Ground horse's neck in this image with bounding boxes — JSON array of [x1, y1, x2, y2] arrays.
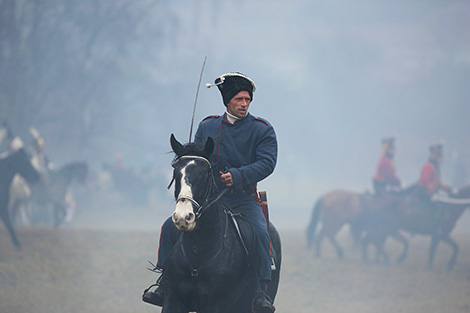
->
[[0, 158, 17, 185], [183, 207, 225, 256], [446, 204, 467, 221], [51, 170, 72, 185]]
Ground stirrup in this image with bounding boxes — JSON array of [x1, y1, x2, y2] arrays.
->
[[252, 292, 275, 313], [142, 262, 165, 306]]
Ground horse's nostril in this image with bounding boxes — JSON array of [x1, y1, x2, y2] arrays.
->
[[186, 213, 194, 222]]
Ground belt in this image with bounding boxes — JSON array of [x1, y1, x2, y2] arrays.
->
[[228, 186, 256, 196]]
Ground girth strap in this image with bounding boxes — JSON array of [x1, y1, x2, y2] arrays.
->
[[225, 209, 250, 257]]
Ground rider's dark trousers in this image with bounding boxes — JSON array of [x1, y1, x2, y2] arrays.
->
[[156, 192, 272, 281]]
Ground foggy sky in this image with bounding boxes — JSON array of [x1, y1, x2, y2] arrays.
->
[[127, 0, 470, 210], [36, 0, 470, 224]]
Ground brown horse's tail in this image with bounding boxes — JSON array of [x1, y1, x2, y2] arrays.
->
[[306, 198, 323, 249]]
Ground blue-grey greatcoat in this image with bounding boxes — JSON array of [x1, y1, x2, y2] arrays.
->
[[157, 112, 277, 281]]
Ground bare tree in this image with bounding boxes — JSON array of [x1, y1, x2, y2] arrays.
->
[[0, 0, 176, 157]]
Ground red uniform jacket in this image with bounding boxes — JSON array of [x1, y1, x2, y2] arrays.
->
[[373, 155, 400, 186], [418, 161, 446, 195]]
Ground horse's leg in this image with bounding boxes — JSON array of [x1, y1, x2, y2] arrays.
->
[[427, 235, 440, 269], [53, 203, 66, 228], [22, 200, 33, 226], [327, 233, 344, 260], [0, 205, 21, 248], [391, 231, 409, 264], [376, 238, 390, 265], [361, 232, 386, 264], [314, 228, 325, 258], [8, 198, 19, 225], [363, 233, 389, 265], [161, 294, 187, 313], [361, 233, 371, 263], [350, 223, 363, 250], [441, 235, 459, 271]]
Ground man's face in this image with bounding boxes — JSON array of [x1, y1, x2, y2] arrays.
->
[[226, 90, 251, 118]]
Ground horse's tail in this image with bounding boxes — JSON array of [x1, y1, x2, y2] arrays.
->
[[306, 198, 323, 249]]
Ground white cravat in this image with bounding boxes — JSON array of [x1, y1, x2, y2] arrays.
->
[[225, 110, 240, 124]]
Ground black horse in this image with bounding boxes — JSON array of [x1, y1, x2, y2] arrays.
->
[[0, 146, 40, 247], [361, 185, 470, 270], [160, 134, 281, 313], [28, 161, 88, 227]]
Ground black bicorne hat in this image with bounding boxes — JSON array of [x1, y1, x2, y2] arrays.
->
[[206, 72, 256, 106], [429, 142, 444, 156], [381, 137, 395, 155]]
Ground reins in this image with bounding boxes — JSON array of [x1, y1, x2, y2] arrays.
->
[[170, 155, 229, 219], [179, 209, 230, 278], [432, 194, 470, 206]]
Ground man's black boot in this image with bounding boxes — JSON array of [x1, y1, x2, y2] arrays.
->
[[252, 282, 275, 313], [142, 270, 167, 307]]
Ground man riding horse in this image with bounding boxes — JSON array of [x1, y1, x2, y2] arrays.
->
[[29, 127, 52, 185], [416, 142, 452, 215], [146, 72, 277, 313], [372, 137, 401, 195]]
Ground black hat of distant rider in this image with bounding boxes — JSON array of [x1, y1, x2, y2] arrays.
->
[[206, 72, 256, 106], [429, 142, 443, 157]]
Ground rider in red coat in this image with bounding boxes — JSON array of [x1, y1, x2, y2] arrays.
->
[[418, 143, 450, 197], [416, 143, 452, 219], [373, 137, 401, 195]]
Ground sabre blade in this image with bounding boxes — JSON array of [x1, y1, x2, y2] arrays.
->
[[189, 56, 207, 143]]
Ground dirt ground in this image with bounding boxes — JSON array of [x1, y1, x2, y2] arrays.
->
[[1, 204, 470, 313]]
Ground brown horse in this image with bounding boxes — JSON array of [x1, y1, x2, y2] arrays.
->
[[361, 185, 470, 270], [306, 189, 367, 259], [358, 191, 409, 264], [306, 189, 409, 262]]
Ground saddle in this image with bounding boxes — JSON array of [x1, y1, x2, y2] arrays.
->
[[225, 206, 278, 271], [225, 209, 256, 257]]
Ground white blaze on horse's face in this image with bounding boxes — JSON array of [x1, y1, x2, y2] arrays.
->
[[172, 161, 197, 231]]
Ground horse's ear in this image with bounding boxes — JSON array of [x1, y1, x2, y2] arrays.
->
[[170, 134, 185, 157], [203, 137, 214, 158]]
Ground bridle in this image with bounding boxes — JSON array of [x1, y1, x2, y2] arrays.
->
[[171, 155, 228, 219]]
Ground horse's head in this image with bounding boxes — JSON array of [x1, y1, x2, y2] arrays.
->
[[57, 162, 89, 184], [9, 148, 40, 184], [170, 134, 214, 231], [71, 162, 88, 184], [455, 185, 470, 199]]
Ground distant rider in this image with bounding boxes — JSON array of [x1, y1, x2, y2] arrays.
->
[[417, 142, 451, 218], [372, 137, 401, 195]]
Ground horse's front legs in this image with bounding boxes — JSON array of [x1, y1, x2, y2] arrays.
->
[[0, 204, 21, 248], [427, 235, 440, 269], [441, 235, 459, 271], [314, 230, 325, 258], [53, 203, 66, 228], [391, 231, 408, 264], [161, 293, 189, 313], [327, 233, 344, 260]]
